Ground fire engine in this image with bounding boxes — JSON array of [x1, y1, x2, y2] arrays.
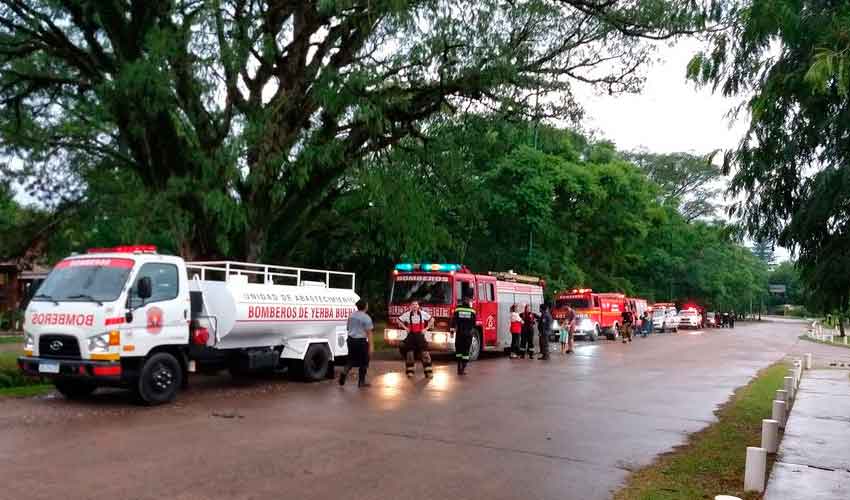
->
[[18, 245, 358, 405], [384, 264, 544, 360], [553, 288, 626, 341]]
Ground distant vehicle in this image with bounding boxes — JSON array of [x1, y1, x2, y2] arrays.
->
[[678, 308, 703, 328], [651, 303, 679, 333], [706, 312, 717, 327], [553, 288, 626, 341]]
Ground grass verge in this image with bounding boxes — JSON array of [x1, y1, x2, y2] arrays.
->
[[798, 334, 850, 349], [0, 384, 53, 397], [614, 362, 789, 500], [0, 335, 23, 344], [0, 351, 50, 396]]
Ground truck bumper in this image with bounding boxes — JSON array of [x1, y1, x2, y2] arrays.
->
[[18, 356, 124, 385], [383, 330, 456, 352]]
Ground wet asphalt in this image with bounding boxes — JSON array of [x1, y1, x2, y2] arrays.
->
[[0, 319, 814, 500]]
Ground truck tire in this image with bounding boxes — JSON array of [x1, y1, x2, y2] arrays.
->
[[591, 326, 599, 342], [296, 344, 331, 382], [468, 331, 482, 361], [607, 324, 618, 341], [54, 379, 97, 400], [134, 352, 183, 405]]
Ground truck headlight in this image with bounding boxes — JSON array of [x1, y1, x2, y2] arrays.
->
[[24, 332, 34, 352], [432, 333, 447, 344], [578, 319, 594, 331], [88, 330, 120, 353]]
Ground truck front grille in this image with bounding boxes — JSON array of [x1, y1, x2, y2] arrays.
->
[[39, 334, 81, 359]]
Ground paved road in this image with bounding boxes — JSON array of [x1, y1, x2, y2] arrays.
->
[[0, 319, 812, 499]]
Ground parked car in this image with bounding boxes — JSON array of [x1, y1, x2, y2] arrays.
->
[[651, 307, 679, 333], [706, 312, 717, 328], [678, 309, 703, 328]]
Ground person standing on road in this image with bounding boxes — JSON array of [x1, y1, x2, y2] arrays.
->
[[730, 311, 736, 329], [450, 295, 477, 375], [641, 311, 651, 337], [559, 305, 576, 355], [621, 306, 634, 344], [519, 304, 537, 359], [339, 299, 373, 388], [509, 304, 522, 359], [537, 303, 553, 360], [398, 301, 434, 379]]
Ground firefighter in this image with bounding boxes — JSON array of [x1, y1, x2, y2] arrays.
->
[[520, 304, 537, 359], [398, 301, 435, 378], [509, 304, 522, 359], [621, 305, 634, 344], [537, 303, 553, 360], [450, 295, 477, 375]]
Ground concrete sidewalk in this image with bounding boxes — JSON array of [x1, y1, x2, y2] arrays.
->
[[765, 369, 850, 499]]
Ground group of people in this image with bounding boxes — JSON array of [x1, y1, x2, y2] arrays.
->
[[508, 303, 574, 360], [714, 311, 736, 328], [337, 298, 648, 389]]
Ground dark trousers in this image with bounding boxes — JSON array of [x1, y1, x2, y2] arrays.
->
[[456, 330, 473, 373], [520, 328, 534, 357], [401, 332, 432, 377], [538, 333, 550, 358], [343, 337, 369, 384], [510, 333, 521, 355]]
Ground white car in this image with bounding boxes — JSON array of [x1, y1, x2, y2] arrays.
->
[[652, 308, 679, 332], [678, 309, 702, 328]]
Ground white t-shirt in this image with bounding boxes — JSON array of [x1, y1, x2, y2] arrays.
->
[[399, 309, 432, 327]]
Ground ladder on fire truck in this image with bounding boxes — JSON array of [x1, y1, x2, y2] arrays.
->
[[488, 270, 543, 286]]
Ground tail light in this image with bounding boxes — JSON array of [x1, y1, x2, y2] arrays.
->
[[192, 327, 210, 346]]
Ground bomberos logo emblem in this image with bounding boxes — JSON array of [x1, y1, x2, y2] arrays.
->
[[147, 307, 164, 334], [486, 315, 496, 330]]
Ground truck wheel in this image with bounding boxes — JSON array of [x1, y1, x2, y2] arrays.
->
[[468, 332, 482, 361], [591, 326, 599, 342], [607, 324, 618, 341], [135, 352, 182, 405], [54, 379, 97, 400], [300, 344, 331, 382]]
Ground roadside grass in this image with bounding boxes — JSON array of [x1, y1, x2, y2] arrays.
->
[[799, 334, 850, 349], [0, 335, 23, 344], [0, 351, 51, 396], [614, 362, 789, 500]]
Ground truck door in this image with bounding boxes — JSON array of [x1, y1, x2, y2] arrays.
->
[[126, 262, 187, 354], [477, 280, 498, 346]]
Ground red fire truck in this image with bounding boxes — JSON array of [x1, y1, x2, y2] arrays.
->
[[553, 288, 626, 341], [384, 264, 544, 360]]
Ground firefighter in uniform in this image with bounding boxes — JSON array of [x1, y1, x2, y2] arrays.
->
[[399, 301, 435, 378], [450, 296, 477, 375], [621, 306, 634, 344], [519, 304, 537, 359]]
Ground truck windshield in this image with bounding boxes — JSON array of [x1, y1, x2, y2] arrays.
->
[[556, 298, 590, 309], [33, 258, 134, 303], [390, 279, 452, 305], [652, 310, 666, 318]]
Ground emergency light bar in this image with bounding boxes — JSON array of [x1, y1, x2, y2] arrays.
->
[[87, 245, 158, 254], [394, 263, 462, 272]]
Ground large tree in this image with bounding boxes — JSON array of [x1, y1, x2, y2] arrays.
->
[[0, 0, 727, 260], [689, 0, 850, 313], [625, 150, 723, 221]]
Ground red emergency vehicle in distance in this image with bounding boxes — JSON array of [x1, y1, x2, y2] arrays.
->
[[553, 288, 626, 341], [384, 264, 544, 361]]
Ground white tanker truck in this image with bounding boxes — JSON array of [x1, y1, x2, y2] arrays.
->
[[18, 245, 358, 405]]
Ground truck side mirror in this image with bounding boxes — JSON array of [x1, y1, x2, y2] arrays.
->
[[137, 277, 153, 300]]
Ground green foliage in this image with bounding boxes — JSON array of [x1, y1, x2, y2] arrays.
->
[[290, 117, 767, 313], [0, 0, 733, 261], [689, 0, 850, 316]]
